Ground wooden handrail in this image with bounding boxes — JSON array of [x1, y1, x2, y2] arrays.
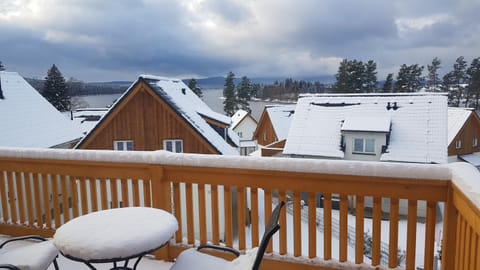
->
[[0, 148, 479, 269]]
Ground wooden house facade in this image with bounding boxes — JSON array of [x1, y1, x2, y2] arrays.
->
[[252, 105, 295, 147], [448, 108, 480, 157], [77, 76, 237, 155]]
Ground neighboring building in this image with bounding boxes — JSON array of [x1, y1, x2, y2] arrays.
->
[[231, 109, 257, 140], [253, 105, 296, 147], [447, 107, 480, 167], [76, 75, 238, 155], [0, 71, 82, 148], [283, 93, 448, 164], [282, 93, 448, 217], [230, 109, 258, 156]]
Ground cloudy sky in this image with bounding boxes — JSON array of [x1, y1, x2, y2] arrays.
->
[[0, 0, 479, 82]]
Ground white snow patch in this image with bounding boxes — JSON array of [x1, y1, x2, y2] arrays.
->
[[53, 207, 178, 261]]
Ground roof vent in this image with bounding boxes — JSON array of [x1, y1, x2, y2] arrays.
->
[[386, 102, 399, 110], [181, 88, 186, 95]]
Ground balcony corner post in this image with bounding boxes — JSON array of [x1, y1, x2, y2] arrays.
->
[[441, 182, 458, 270]]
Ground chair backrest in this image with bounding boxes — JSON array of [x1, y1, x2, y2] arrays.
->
[[252, 201, 285, 270]]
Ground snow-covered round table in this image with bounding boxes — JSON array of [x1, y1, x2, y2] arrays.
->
[[53, 207, 178, 270]]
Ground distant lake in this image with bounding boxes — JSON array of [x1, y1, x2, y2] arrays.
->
[[77, 89, 292, 121]]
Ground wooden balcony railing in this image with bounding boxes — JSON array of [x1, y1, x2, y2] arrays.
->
[[0, 148, 479, 270]]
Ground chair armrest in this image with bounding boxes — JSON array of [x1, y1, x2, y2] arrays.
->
[[0, 236, 48, 249], [197, 244, 240, 257], [0, 264, 21, 270]]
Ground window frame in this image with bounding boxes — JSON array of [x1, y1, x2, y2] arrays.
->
[[473, 137, 478, 148], [113, 140, 134, 151], [163, 139, 183, 153], [353, 138, 375, 154], [456, 140, 462, 149]]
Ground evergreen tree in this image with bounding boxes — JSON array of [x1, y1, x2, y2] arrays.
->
[[394, 64, 409, 92], [334, 59, 366, 92], [250, 83, 261, 98], [351, 59, 365, 92], [43, 64, 70, 112], [0, 61, 5, 71], [467, 57, 480, 109], [442, 71, 457, 106], [394, 64, 424, 92], [364, 60, 378, 92], [427, 57, 441, 91], [236, 76, 252, 113], [223, 71, 237, 116], [334, 59, 351, 93], [382, 73, 394, 92], [187, 78, 203, 98], [452, 56, 468, 106]]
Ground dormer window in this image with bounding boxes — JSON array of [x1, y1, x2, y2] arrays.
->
[[353, 138, 375, 154]]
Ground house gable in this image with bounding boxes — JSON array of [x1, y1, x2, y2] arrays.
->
[[77, 79, 225, 154], [253, 108, 277, 146], [448, 110, 480, 156], [232, 113, 257, 141]]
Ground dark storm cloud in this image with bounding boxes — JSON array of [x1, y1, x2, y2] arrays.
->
[[0, 0, 479, 81]]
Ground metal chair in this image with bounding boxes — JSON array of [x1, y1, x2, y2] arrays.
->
[[0, 235, 59, 270], [170, 201, 285, 270]]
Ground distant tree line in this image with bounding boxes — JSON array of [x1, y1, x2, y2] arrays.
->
[[257, 56, 480, 110], [258, 79, 329, 100]]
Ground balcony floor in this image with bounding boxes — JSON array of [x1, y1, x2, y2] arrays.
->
[[0, 234, 173, 270]]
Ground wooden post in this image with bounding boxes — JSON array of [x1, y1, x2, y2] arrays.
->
[[441, 183, 457, 270], [151, 165, 172, 261]]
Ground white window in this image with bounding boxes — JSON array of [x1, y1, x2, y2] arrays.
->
[[353, 138, 375, 154], [473, 138, 478, 147], [238, 132, 243, 138], [456, 140, 462, 149], [163, 139, 183, 153], [114, 140, 133, 151]]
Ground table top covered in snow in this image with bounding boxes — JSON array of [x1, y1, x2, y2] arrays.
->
[[53, 207, 178, 262]]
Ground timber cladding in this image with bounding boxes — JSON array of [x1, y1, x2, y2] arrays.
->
[[253, 109, 278, 146], [448, 111, 480, 156], [77, 81, 218, 154]]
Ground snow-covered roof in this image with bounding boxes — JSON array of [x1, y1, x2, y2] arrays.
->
[[447, 107, 473, 145], [143, 75, 230, 125], [265, 105, 296, 140], [70, 108, 108, 135], [284, 93, 448, 164], [341, 116, 391, 132], [141, 75, 237, 155], [0, 71, 82, 148], [459, 153, 480, 167]]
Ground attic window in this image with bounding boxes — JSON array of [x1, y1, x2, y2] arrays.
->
[[181, 88, 186, 95]]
